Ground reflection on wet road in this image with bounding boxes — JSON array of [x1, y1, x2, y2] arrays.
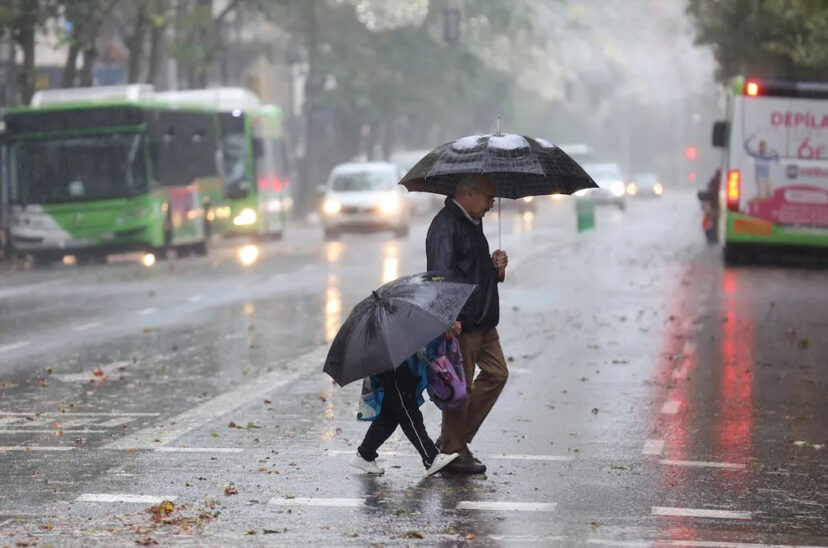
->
[[0, 193, 827, 546]]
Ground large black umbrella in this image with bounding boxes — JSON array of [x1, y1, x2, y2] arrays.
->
[[323, 272, 475, 387], [399, 133, 597, 199]]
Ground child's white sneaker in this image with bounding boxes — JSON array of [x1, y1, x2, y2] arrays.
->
[[425, 452, 459, 476], [350, 452, 384, 475]]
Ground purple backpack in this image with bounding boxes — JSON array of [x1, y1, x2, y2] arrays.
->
[[426, 337, 468, 410]]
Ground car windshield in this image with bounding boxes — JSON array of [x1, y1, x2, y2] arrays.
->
[[634, 173, 659, 185], [330, 168, 397, 192], [584, 164, 621, 181], [10, 133, 147, 204]]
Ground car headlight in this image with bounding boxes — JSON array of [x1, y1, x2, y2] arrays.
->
[[323, 199, 342, 215], [233, 207, 257, 226], [522, 196, 534, 203], [611, 182, 625, 197], [626, 183, 637, 196], [653, 183, 664, 195], [379, 197, 400, 214]]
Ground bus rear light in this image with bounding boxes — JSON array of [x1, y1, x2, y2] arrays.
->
[[746, 81, 760, 96], [727, 169, 741, 211]]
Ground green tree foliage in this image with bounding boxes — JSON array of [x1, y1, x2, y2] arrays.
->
[[687, 0, 828, 81]]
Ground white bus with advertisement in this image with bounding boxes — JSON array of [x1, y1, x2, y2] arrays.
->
[[712, 77, 828, 264]]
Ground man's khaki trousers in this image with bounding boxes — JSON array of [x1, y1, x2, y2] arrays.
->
[[440, 327, 509, 455]]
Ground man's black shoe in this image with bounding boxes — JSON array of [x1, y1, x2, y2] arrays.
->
[[443, 454, 486, 474]]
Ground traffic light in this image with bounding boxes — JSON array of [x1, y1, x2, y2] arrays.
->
[[685, 146, 698, 160]]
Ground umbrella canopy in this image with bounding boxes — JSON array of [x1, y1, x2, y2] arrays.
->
[[323, 272, 475, 387], [399, 133, 597, 199]]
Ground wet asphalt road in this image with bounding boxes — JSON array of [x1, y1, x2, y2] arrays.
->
[[0, 191, 826, 547]]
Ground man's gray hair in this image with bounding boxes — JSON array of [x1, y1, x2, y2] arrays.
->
[[455, 174, 490, 197]]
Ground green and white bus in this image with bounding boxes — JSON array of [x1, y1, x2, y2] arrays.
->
[[713, 77, 828, 263], [4, 85, 218, 264], [155, 88, 291, 239]]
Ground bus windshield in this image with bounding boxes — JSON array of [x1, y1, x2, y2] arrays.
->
[[10, 133, 146, 204]]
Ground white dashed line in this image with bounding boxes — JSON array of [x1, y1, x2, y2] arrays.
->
[[268, 497, 364, 508], [0, 341, 30, 353], [651, 506, 751, 520], [51, 361, 131, 383], [0, 412, 160, 417], [73, 322, 100, 331], [491, 454, 575, 462], [103, 346, 327, 449], [96, 418, 136, 428], [188, 294, 204, 303], [0, 429, 107, 434], [642, 439, 664, 456], [658, 541, 828, 548], [661, 400, 681, 414], [660, 460, 745, 470], [0, 446, 74, 452], [457, 501, 557, 512], [0, 518, 13, 528], [154, 447, 244, 454], [77, 494, 177, 504], [138, 308, 157, 315]]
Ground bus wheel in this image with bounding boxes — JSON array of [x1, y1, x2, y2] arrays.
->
[[723, 244, 746, 266], [192, 239, 209, 256]]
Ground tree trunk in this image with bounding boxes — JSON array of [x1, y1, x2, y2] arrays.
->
[[146, 18, 165, 85], [19, 22, 36, 105], [80, 46, 97, 87], [127, 3, 149, 83], [299, 0, 320, 215], [63, 42, 80, 88]]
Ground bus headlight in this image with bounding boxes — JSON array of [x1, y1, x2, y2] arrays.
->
[[379, 197, 400, 214], [323, 199, 342, 215], [653, 183, 664, 196], [233, 208, 257, 226], [611, 181, 625, 197]]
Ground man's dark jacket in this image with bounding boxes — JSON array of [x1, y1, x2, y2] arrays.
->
[[426, 197, 499, 333]]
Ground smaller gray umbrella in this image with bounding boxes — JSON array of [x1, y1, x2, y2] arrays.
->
[[323, 272, 475, 387]]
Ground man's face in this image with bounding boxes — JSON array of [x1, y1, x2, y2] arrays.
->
[[466, 180, 496, 219], [759, 141, 767, 154]]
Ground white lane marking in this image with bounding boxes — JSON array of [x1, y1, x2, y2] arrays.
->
[[51, 360, 131, 383], [97, 417, 135, 428], [0, 446, 74, 452], [661, 400, 681, 414], [660, 459, 745, 470], [659, 541, 828, 548], [73, 322, 100, 331], [138, 307, 157, 315], [0, 429, 107, 434], [77, 494, 177, 504], [0, 412, 160, 417], [0, 417, 19, 426], [154, 447, 243, 454], [0, 518, 13, 528], [328, 450, 574, 461], [268, 497, 364, 508], [103, 346, 328, 449], [490, 535, 567, 543], [0, 280, 63, 299], [587, 540, 651, 547], [457, 501, 557, 512], [491, 454, 575, 462], [188, 294, 204, 303], [642, 439, 664, 456], [651, 506, 751, 520], [0, 341, 30, 353]]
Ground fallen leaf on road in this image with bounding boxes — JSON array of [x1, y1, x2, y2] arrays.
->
[[591, 408, 599, 414], [92, 368, 105, 377], [135, 538, 158, 546], [465, 533, 477, 540], [403, 531, 424, 539], [798, 338, 810, 349], [211, 433, 220, 438], [246, 422, 261, 429], [224, 485, 238, 496], [228, 421, 238, 428]]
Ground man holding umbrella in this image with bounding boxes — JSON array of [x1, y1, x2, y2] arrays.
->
[[426, 174, 508, 474], [403, 132, 597, 474]]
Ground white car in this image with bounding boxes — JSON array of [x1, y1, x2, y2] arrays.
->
[[320, 162, 411, 239], [576, 162, 627, 210], [627, 172, 664, 198], [389, 149, 442, 215]]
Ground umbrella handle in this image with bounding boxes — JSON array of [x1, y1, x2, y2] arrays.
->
[[498, 197, 502, 250]]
